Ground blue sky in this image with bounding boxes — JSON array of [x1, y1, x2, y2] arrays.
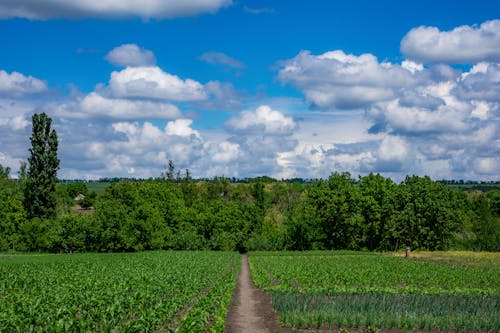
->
[[0, 1, 499, 180]]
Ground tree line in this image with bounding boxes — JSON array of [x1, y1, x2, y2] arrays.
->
[[0, 113, 498, 252]]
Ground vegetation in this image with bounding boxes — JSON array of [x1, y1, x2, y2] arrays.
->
[[249, 251, 500, 331], [0, 251, 239, 332], [0, 167, 499, 252], [23, 112, 59, 219], [0, 114, 498, 252]]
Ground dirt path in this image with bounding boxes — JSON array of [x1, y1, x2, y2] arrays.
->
[[225, 255, 293, 333]]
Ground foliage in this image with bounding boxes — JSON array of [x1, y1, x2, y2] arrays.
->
[[470, 192, 500, 251], [249, 251, 499, 331], [23, 113, 60, 219], [0, 167, 498, 252], [65, 182, 88, 198], [0, 251, 239, 332]]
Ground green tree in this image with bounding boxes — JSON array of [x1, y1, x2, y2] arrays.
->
[[358, 173, 396, 250], [471, 194, 500, 251], [24, 113, 60, 219], [66, 182, 88, 199], [0, 164, 27, 251], [0, 164, 10, 179], [390, 176, 466, 250]]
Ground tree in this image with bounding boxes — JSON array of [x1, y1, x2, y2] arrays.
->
[[358, 173, 395, 250], [0, 164, 10, 179], [24, 113, 60, 219]]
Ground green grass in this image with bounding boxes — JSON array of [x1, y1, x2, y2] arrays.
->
[[85, 182, 111, 194], [0, 251, 239, 332], [409, 250, 500, 270], [249, 251, 500, 331]]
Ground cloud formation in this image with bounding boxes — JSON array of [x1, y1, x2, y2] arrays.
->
[[105, 44, 156, 67], [199, 52, 244, 68], [278, 50, 414, 109], [401, 20, 500, 64], [109, 66, 207, 101], [0, 70, 48, 97], [0, 0, 232, 20], [1, 19, 499, 181], [225, 105, 296, 135], [54, 93, 181, 120]]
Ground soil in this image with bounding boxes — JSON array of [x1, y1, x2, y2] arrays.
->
[[225, 255, 295, 333], [71, 205, 93, 214]]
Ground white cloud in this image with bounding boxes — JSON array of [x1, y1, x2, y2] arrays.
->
[[0, 70, 47, 97], [401, 20, 500, 64], [377, 135, 408, 162], [369, 99, 468, 135], [225, 105, 296, 135], [109, 66, 207, 101], [401, 60, 424, 74], [105, 44, 156, 67], [473, 157, 500, 175], [55, 92, 181, 120], [210, 141, 240, 163], [201, 81, 243, 110], [455, 63, 500, 102], [0, 114, 29, 130], [278, 50, 415, 109], [165, 119, 200, 138], [199, 51, 244, 68], [77, 120, 205, 177], [0, 0, 232, 20]]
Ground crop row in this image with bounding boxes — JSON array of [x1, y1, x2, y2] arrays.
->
[[250, 253, 499, 295], [0, 251, 239, 332], [249, 252, 499, 331]]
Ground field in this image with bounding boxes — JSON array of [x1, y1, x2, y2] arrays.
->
[[1, 251, 498, 332], [85, 182, 111, 194], [0, 251, 239, 332], [249, 251, 500, 332]]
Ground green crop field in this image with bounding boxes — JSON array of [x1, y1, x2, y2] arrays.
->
[[249, 251, 500, 332], [85, 182, 111, 194], [0, 251, 239, 332]]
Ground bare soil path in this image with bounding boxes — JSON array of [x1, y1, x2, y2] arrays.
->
[[225, 255, 294, 333]]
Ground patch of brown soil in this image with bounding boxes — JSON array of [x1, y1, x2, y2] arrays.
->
[[225, 255, 295, 333], [71, 205, 94, 214]]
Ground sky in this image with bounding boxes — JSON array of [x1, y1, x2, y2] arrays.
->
[[0, 0, 499, 181]]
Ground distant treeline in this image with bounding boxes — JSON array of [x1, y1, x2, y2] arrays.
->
[[1, 169, 499, 253], [59, 177, 500, 187]]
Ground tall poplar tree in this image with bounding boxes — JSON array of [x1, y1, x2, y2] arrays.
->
[[24, 113, 59, 219]]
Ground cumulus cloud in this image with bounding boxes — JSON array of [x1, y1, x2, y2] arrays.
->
[[0, 0, 232, 20], [455, 63, 500, 102], [368, 99, 468, 135], [225, 105, 296, 135], [76, 120, 205, 177], [473, 157, 500, 175], [105, 44, 156, 67], [165, 119, 200, 137], [210, 141, 240, 163], [200, 81, 243, 111], [401, 20, 500, 64], [0, 70, 48, 97], [109, 66, 207, 101], [199, 51, 244, 68], [0, 114, 29, 130], [54, 92, 181, 120], [278, 50, 415, 109]]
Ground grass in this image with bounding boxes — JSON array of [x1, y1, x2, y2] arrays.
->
[[0, 251, 239, 332], [249, 251, 500, 331], [86, 182, 111, 194], [407, 250, 500, 270]]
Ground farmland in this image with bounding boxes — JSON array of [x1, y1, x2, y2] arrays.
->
[[0, 251, 239, 332], [249, 251, 500, 331]]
